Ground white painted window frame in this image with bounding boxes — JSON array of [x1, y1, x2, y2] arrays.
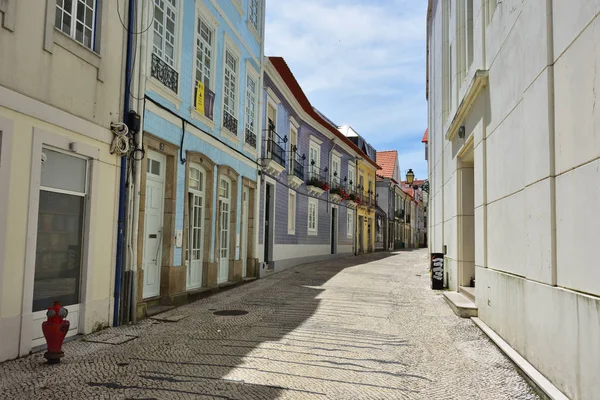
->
[[221, 33, 243, 140], [309, 139, 321, 179], [347, 162, 356, 188], [308, 198, 318, 235], [0, 117, 14, 310], [331, 152, 341, 185], [191, 3, 218, 128], [244, 61, 260, 150], [287, 189, 296, 235], [347, 209, 354, 238], [54, 0, 97, 50], [247, 0, 261, 41], [20, 128, 100, 356]]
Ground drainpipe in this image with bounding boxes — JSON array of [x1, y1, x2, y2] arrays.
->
[[113, 0, 136, 327], [130, 0, 149, 324]]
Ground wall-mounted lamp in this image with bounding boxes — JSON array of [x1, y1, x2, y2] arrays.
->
[[458, 126, 465, 139]]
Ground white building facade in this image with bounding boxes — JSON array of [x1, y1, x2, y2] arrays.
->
[[427, 1, 600, 399]]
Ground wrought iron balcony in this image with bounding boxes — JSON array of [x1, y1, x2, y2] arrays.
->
[[223, 110, 238, 135], [245, 127, 257, 147], [307, 163, 328, 184], [289, 148, 304, 180], [264, 126, 286, 168], [151, 53, 178, 93]]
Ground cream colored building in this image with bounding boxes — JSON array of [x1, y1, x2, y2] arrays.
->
[[427, 1, 600, 398], [0, 1, 126, 361]]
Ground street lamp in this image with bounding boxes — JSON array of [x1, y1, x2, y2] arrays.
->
[[406, 169, 415, 185]]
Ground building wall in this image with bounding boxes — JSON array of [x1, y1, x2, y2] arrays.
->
[[257, 71, 356, 271], [0, 0, 125, 361], [356, 161, 376, 253], [427, 1, 600, 398], [137, 0, 264, 309]]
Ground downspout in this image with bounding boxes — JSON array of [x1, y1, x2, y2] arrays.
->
[[131, 0, 149, 324], [113, 0, 136, 327], [255, 0, 267, 271]]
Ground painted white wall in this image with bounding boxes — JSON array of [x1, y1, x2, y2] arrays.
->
[[427, 0, 600, 398]]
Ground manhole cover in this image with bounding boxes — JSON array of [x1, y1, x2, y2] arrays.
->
[[213, 310, 248, 316]]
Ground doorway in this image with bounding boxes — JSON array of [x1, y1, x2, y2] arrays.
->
[[331, 207, 337, 254], [143, 150, 166, 299], [186, 163, 205, 290], [458, 148, 475, 298], [358, 215, 364, 254], [218, 177, 231, 284], [241, 186, 249, 278], [264, 183, 274, 266]]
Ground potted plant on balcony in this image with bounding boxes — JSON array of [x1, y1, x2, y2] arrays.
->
[[329, 186, 343, 203], [307, 176, 328, 196]]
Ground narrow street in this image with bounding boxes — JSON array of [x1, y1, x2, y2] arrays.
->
[[0, 250, 539, 400]]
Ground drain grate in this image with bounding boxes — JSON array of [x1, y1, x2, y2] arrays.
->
[[213, 310, 248, 316]]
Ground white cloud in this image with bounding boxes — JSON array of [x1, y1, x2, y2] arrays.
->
[[265, 0, 428, 178]]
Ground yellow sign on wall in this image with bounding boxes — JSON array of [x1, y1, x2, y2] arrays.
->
[[195, 81, 205, 115]]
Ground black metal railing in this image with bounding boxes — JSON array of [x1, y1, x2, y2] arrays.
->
[[330, 172, 341, 189], [395, 209, 405, 219], [223, 110, 238, 134], [307, 162, 328, 185], [289, 148, 304, 180], [245, 127, 256, 147], [151, 53, 179, 93], [264, 126, 286, 167]]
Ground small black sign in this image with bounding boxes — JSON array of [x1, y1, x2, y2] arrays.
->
[[431, 253, 444, 290]]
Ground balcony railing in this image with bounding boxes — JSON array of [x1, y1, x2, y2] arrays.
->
[[151, 53, 178, 93], [264, 126, 286, 167], [289, 148, 305, 180], [245, 127, 256, 147], [223, 110, 238, 134], [307, 162, 328, 184]]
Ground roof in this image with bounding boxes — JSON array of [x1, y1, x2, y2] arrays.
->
[[376, 150, 397, 179], [268, 57, 381, 170], [422, 129, 428, 143]]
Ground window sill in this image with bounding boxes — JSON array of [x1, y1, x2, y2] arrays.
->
[[243, 143, 257, 157], [190, 108, 216, 131], [247, 20, 261, 43], [288, 230, 295, 235], [147, 78, 182, 110], [53, 29, 102, 79], [220, 127, 240, 144], [308, 230, 318, 236]]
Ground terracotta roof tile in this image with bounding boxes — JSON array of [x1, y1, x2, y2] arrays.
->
[[375, 150, 397, 179], [268, 57, 381, 170], [422, 129, 428, 143]]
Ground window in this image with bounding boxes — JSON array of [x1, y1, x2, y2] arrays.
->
[[33, 149, 88, 311], [194, 14, 215, 116], [331, 154, 341, 187], [347, 209, 354, 238], [466, 0, 474, 69], [186, 164, 205, 289], [309, 141, 321, 180], [347, 163, 355, 189], [288, 190, 296, 234], [308, 198, 318, 235], [153, 0, 178, 67], [55, 0, 96, 49], [244, 74, 257, 147], [223, 48, 239, 134], [249, 0, 260, 32]]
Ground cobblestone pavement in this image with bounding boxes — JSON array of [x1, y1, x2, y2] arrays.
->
[[0, 250, 540, 399]]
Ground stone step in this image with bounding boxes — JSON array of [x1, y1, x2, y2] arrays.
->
[[459, 285, 475, 302], [146, 305, 175, 317], [443, 291, 478, 318]]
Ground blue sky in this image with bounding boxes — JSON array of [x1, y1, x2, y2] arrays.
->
[[264, 0, 428, 181]]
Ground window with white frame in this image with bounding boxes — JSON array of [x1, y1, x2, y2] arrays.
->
[[249, 0, 260, 32], [346, 209, 354, 238], [331, 154, 341, 187], [194, 14, 214, 113], [288, 124, 298, 174], [34, 148, 88, 311], [347, 163, 355, 189], [55, 0, 96, 50], [309, 141, 321, 180], [153, 0, 178, 67], [288, 190, 296, 234], [244, 74, 257, 146], [308, 198, 318, 234], [223, 48, 239, 134]]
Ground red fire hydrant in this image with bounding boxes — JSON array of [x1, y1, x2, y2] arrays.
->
[[41, 301, 70, 364]]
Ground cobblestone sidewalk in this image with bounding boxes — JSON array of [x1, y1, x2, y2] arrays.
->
[[0, 250, 540, 399]]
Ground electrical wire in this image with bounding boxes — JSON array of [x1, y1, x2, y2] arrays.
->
[[116, 0, 155, 35], [110, 122, 131, 155]]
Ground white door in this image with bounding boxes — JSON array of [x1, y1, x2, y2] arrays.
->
[[218, 178, 231, 283], [143, 151, 166, 299], [187, 164, 205, 290], [241, 186, 249, 278]]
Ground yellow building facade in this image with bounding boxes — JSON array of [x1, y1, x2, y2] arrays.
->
[[355, 160, 377, 254]]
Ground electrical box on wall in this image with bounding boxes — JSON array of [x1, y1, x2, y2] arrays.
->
[[175, 230, 183, 247]]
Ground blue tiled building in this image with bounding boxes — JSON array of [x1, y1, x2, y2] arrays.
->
[[257, 57, 380, 273], [135, 0, 265, 315]]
